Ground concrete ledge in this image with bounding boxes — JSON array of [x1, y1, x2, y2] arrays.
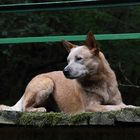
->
[[0, 108, 140, 127]]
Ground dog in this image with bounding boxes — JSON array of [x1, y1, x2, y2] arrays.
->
[[0, 32, 135, 114]]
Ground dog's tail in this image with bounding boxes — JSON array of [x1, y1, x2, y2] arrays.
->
[[0, 96, 23, 112]]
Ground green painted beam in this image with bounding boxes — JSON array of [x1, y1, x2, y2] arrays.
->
[[0, 0, 140, 13], [0, 33, 140, 44]]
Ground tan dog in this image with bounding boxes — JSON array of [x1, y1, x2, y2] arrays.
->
[[0, 32, 135, 114]]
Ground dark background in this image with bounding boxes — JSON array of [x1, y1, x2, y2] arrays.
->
[[0, 0, 139, 106]]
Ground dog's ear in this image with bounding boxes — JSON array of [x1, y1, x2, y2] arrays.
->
[[62, 40, 76, 52], [85, 31, 96, 50], [85, 31, 99, 55]]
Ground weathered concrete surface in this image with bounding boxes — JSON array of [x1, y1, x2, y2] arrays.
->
[[0, 108, 140, 127]]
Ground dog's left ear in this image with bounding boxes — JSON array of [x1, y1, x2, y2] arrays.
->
[[62, 40, 76, 52], [85, 31, 100, 55]]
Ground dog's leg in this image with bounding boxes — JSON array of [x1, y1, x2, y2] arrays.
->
[[25, 107, 47, 112], [0, 105, 13, 111], [0, 96, 23, 111], [0, 77, 54, 112], [85, 103, 137, 112], [23, 77, 54, 112]]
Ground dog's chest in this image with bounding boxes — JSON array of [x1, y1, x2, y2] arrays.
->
[[81, 82, 110, 105]]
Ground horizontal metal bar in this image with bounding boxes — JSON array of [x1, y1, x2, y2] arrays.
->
[[0, 0, 140, 13], [0, 33, 140, 44]]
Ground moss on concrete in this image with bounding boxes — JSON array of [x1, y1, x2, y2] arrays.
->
[[0, 110, 20, 124], [69, 112, 93, 125], [0, 108, 140, 127], [17, 112, 69, 127]]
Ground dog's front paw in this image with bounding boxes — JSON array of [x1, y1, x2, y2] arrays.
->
[[0, 105, 3, 110], [126, 105, 139, 109], [36, 107, 47, 112], [0, 105, 7, 110]]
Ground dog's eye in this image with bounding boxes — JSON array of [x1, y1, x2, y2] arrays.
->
[[75, 56, 83, 61]]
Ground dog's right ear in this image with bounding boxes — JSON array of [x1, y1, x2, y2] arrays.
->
[[62, 40, 76, 52]]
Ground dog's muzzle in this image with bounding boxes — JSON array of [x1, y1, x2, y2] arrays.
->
[[63, 67, 71, 78]]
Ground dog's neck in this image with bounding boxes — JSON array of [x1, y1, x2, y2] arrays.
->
[[76, 73, 104, 88]]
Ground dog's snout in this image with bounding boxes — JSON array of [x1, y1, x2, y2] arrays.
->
[[63, 67, 70, 77]]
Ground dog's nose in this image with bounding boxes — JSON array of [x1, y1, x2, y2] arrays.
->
[[63, 68, 70, 77]]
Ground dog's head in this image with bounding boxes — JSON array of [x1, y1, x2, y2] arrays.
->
[[63, 32, 101, 79]]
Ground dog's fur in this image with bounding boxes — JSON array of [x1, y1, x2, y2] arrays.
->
[[0, 32, 135, 114]]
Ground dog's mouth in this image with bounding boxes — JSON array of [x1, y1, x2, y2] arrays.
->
[[63, 71, 86, 79], [63, 67, 88, 79], [63, 72, 76, 79], [65, 75, 79, 79]]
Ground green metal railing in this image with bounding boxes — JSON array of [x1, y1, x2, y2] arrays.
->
[[0, 0, 140, 44], [0, 33, 140, 44], [0, 0, 140, 13]]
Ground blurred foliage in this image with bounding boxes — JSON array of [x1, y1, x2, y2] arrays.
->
[[0, 0, 139, 106]]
